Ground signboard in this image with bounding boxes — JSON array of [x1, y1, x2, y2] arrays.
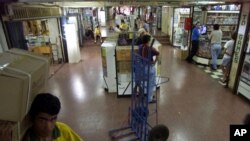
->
[[229, 3, 250, 90]]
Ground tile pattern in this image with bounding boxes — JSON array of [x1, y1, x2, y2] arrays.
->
[[197, 65, 223, 81]]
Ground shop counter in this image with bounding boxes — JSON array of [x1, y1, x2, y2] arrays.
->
[[101, 32, 162, 97], [193, 37, 224, 65]]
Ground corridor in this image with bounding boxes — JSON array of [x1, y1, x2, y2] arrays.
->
[[46, 39, 250, 141]]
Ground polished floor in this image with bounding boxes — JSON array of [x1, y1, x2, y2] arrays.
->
[[46, 38, 250, 141]]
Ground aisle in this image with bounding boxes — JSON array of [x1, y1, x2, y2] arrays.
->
[[46, 39, 250, 141]]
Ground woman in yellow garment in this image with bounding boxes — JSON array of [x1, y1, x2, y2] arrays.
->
[[94, 25, 102, 43], [120, 19, 129, 31], [22, 93, 83, 141]]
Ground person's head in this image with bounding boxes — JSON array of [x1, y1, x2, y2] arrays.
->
[[121, 19, 125, 23], [231, 31, 237, 40], [28, 93, 61, 138], [142, 34, 151, 45], [150, 12, 153, 16], [138, 28, 146, 37], [149, 124, 169, 141], [96, 25, 99, 28], [244, 114, 250, 125], [213, 24, 220, 30], [195, 22, 200, 28]]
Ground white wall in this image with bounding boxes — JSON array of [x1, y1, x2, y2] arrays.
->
[[0, 22, 9, 53], [161, 7, 173, 38], [47, 18, 63, 60]]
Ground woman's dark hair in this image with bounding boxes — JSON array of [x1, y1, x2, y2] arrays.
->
[[149, 124, 169, 141], [142, 35, 151, 44], [231, 31, 237, 40], [213, 24, 220, 30], [28, 93, 61, 120]]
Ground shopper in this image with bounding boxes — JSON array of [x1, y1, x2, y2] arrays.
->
[[94, 25, 102, 43], [148, 12, 154, 34], [138, 35, 159, 103], [186, 22, 201, 63], [219, 31, 237, 84], [136, 28, 147, 45], [209, 24, 223, 70], [22, 93, 84, 141], [120, 19, 129, 31], [85, 26, 94, 40], [135, 16, 141, 30], [143, 20, 150, 33], [148, 124, 169, 141]]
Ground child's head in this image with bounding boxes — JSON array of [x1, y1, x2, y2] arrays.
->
[[231, 31, 237, 40]]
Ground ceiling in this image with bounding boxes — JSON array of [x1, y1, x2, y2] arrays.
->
[[10, 0, 250, 8]]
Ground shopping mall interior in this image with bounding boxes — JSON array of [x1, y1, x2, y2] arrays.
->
[[0, 0, 250, 141]]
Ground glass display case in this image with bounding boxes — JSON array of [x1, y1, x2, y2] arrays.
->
[[237, 31, 250, 100], [172, 7, 191, 47]]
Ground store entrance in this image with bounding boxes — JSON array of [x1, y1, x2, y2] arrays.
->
[[6, 18, 65, 77]]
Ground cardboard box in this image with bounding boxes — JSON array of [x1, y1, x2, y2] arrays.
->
[[175, 49, 188, 60], [116, 46, 138, 61], [0, 49, 49, 122], [117, 61, 131, 73], [116, 47, 132, 61]]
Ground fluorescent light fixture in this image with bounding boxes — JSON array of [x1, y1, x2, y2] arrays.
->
[[194, 1, 225, 4]]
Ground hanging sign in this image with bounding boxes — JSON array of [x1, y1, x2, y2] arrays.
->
[[229, 3, 250, 89], [184, 18, 192, 30]]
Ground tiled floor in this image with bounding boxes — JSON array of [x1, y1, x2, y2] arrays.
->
[[197, 65, 224, 82], [46, 38, 250, 141]]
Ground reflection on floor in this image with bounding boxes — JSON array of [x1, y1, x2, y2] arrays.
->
[[46, 35, 250, 141]]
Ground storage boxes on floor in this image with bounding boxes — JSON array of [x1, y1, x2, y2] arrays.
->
[[0, 48, 50, 140]]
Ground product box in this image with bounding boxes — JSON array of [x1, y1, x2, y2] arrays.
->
[[116, 47, 132, 61], [175, 48, 188, 60], [117, 61, 131, 73], [0, 48, 49, 122], [116, 46, 138, 61]]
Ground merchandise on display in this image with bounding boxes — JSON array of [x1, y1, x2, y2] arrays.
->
[[173, 8, 190, 47], [193, 4, 240, 65]]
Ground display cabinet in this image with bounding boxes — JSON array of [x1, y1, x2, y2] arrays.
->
[[173, 7, 191, 47]]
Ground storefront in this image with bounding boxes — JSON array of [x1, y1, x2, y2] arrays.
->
[[192, 4, 241, 65], [237, 31, 250, 99], [1, 4, 66, 76], [235, 3, 250, 100]]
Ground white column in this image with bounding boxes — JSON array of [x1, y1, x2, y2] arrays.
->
[[0, 21, 9, 52]]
